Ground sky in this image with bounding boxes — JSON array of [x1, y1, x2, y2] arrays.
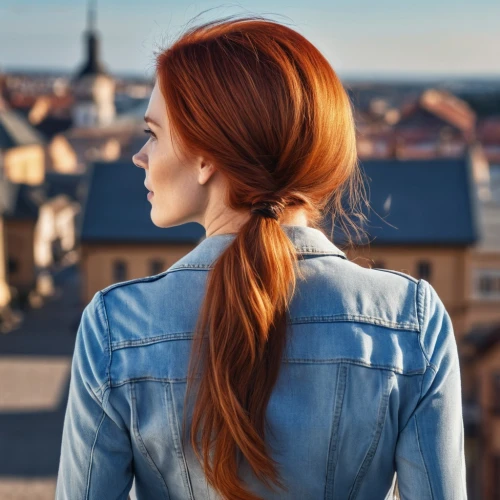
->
[[0, 0, 499, 79]]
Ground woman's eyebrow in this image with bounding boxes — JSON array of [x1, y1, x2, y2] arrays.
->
[[144, 115, 161, 128]]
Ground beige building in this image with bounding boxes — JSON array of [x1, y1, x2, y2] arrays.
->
[[0, 102, 46, 186], [81, 242, 199, 305], [0, 181, 43, 308], [0, 171, 84, 316], [34, 194, 81, 268]]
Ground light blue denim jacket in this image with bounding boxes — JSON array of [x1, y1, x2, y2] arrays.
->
[[56, 225, 467, 499]]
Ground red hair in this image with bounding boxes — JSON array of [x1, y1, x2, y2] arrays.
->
[[155, 14, 366, 499]]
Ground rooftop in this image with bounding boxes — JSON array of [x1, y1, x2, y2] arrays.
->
[[330, 155, 479, 246], [0, 107, 46, 149]]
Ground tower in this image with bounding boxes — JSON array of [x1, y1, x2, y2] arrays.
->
[[72, 0, 115, 128]]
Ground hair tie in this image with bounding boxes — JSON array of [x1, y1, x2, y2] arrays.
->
[[250, 200, 286, 220]]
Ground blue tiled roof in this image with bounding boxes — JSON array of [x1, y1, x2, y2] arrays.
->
[[329, 157, 479, 245], [80, 161, 206, 243], [81, 157, 479, 246]]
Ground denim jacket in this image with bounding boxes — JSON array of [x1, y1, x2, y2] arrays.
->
[[56, 225, 467, 499]]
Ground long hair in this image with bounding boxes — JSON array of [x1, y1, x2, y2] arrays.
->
[[155, 14, 367, 499]]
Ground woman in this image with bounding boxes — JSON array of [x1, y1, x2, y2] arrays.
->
[[56, 15, 467, 500]]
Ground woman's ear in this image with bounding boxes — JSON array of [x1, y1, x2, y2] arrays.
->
[[198, 160, 217, 186]]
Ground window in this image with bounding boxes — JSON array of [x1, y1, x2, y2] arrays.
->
[[474, 269, 500, 300], [8, 257, 18, 274], [492, 372, 500, 415], [479, 276, 493, 293], [417, 260, 432, 281], [150, 259, 165, 275], [113, 260, 127, 282], [494, 455, 500, 500]]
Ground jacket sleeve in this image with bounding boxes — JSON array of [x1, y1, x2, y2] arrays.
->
[[395, 279, 467, 499], [56, 291, 134, 500]]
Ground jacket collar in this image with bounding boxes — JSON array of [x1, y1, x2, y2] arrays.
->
[[169, 225, 347, 271]]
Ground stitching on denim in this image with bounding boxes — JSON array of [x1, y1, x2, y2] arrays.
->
[[110, 316, 419, 351], [92, 381, 109, 405], [168, 252, 346, 272], [325, 363, 348, 499], [415, 280, 422, 333], [290, 314, 419, 331], [108, 361, 422, 388], [110, 317, 419, 352], [130, 382, 171, 498], [283, 358, 425, 375], [98, 291, 112, 399], [371, 268, 419, 283], [112, 377, 189, 387], [113, 332, 197, 350], [414, 414, 434, 499], [348, 371, 395, 499], [100, 385, 126, 432], [416, 280, 432, 367], [169, 264, 212, 270], [85, 409, 107, 500], [106, 360, 425, 380], [165, 382, 195, 499], [101, 271, 171, 295], [396, 363, 433, 437]]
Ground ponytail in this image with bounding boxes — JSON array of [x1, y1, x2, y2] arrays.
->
[[155, 14, 365, 499], [183, 215, 306, 498]]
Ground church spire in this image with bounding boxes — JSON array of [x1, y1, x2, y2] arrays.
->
[[87, 0, 97, 33], [75, 0, 107, 79], [72, 0, 116, 127]]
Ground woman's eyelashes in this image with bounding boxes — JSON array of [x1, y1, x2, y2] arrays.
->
[[143, 128, 156, 140]]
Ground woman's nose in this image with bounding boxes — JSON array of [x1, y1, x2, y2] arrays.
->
[[132, 151, 147, 169]]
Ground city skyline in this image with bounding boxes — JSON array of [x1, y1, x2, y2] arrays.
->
[[0, 0, 499, 79]]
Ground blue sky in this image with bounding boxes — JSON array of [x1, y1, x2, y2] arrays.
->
[[0, 0, 499, 78]]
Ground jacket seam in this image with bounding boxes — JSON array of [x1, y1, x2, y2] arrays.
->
[[98, 291, 112, 397], [160, 254, 347, 274], [348, 371, 394, 499], [85, 409, 107, 500], [290, 315, 418, 331], [165, 382, 195, 499], [371, 268, 419, 284], [325, 363, 348, 498], [170, 251, 347, 271], [414, 413, 434, 499], [110, 316, 420, 352], [396, 362, 436, 438], [105, 361, 424, 389], [100, 272, 170, 295], [130, 382, 171, 498], [416, 280, 432, 367], [282, 358, 424, 374], [112, 377, 189, 388]]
